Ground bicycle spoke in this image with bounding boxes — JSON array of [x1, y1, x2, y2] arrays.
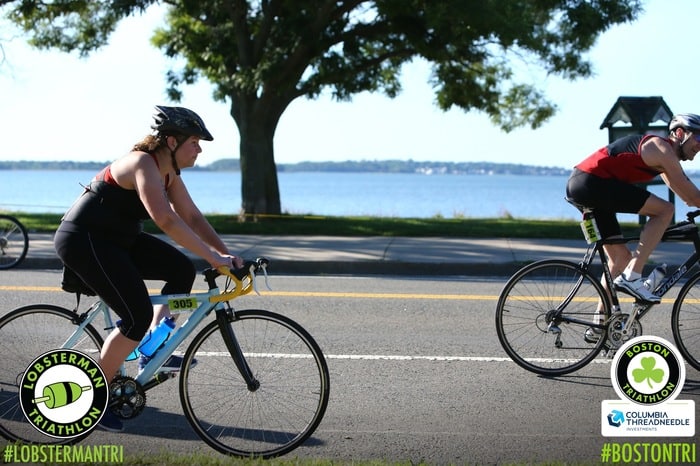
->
[[0, 215, 29, 269], [0, 305, 102, 444], [179, 310, 329, 458], [672, 274, 700, 371], [496, 260, 609, 376]]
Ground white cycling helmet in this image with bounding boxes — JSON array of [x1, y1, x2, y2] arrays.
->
[[669, 113, 700, 133]]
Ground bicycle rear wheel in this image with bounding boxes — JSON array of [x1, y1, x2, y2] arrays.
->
[[671, 272, 700, 371], [0, 304, 103, 444], [495, 260, 610, 376], [179, 309, 330, 458], [0, 214, 29, 269]]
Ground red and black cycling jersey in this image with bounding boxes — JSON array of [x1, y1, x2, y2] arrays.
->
[[575, 134, 663, 184]]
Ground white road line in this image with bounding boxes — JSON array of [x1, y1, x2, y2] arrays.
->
[[193, 351, 613, 364]]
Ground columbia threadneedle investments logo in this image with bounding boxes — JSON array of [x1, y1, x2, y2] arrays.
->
[[607, 409, 624, 427], [19, 349, 109, 439], [601, 336, 694, 437]]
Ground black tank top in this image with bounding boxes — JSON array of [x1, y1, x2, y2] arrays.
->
[[58, 156, 162, 246]]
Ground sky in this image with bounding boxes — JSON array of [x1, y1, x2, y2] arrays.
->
[[0, 0, 697, 169]]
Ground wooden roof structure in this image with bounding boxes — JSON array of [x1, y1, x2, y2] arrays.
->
[[599, 96, 673, 130]]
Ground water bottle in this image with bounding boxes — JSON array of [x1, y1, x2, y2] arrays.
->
[[138, 317, 176, 357], [644, 264, 667, 291], [117, 316, 176, 360]]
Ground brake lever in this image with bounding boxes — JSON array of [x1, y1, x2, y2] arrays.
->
[[249, 259, 272, 295], [259, 261, 272, 291]]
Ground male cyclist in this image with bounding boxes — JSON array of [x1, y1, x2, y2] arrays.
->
[[567, 113, 700, 304]]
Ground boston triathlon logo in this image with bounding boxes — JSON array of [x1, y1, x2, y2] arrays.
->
[[19, 349, 108, 439], [611, 335, 684, 405]]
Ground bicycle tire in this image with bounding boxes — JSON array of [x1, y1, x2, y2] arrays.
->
[[179, 309, 330, 458], [495, 259, 610, 376], [0, 214, 29, 269], [0, 304, 104, 444], [671, 271, 700, 371]]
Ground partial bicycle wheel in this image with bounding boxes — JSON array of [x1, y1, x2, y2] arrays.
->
[[0, 214, 29, 269], [179, 309, 330, 458], [671, 271, 700, 371], [496, 259, 610, 376], [0, 304, 104, 444]]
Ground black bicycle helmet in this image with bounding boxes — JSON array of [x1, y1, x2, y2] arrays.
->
[[669, 113, 700, 133], [151, 105, 214, 141]]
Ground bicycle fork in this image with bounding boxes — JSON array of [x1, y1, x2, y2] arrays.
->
[[215, 307, 260, 391]]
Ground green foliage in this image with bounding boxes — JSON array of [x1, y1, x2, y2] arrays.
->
[[6, 0, 643, 129], [6, 0, 154, 56], [5, 0, 643, 214]]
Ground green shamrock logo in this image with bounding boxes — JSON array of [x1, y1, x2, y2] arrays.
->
[[632, 356, 664, 389]]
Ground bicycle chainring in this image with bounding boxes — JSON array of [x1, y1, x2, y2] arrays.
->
[[606, 312, 643, 350], [109, 376, 146, 420]]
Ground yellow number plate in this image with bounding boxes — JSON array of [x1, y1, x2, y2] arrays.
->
[[167, 297, 199, 312]]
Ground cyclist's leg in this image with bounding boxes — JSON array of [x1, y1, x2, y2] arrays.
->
[[568, 169, 629, 270], [568, 170, 669, 280], [626, 194, 675, 275], [55, 229, 151, 379], [567, 173, 629, 326], [596, 208, 631, 279], [131, 232, 196, 327]]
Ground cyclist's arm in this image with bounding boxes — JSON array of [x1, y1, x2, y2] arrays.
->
[[167, 176, 233, 258], [127, 153, 231, 268], [642, 139, 700, 207]]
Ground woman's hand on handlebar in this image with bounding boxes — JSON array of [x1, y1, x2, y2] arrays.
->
[[227, 254, 244, 269], [209, 252, 242, 270]]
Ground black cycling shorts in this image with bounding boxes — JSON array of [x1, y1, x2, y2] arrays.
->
[[566, 168, 651, 239], [54, 228, 196, 341]]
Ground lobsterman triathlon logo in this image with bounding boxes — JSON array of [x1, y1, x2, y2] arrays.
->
[[602, 336, 694, 437], [19, 349, 108, 439]]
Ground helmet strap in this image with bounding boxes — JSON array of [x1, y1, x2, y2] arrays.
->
[[678, 130, 692, 160], [170, 151, 181, 176], [166, 135, 186, 176]]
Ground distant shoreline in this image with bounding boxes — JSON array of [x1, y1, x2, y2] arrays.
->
[[0, 159, 571, 176]]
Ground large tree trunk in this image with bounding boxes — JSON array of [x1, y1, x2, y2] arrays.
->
[[231, 96, 283, 217]]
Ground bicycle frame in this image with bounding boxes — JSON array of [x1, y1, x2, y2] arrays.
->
[[61, 266, 261, 390], [562, 209, 700, 333]]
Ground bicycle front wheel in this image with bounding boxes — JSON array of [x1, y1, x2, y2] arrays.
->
[[0, 304, 104, 444], [496, 260, 610, 376], [671, 271, 700, 371], [179, 309, 330, 458], [0, 214, 29, 269]]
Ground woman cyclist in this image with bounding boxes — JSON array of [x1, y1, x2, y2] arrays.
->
[[567, 113, 700, 305], [54, 106, 242, 431]]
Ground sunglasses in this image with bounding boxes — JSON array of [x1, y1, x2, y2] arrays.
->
[[693, 133, 700, 143]]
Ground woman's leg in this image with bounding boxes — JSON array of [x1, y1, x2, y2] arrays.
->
[[55, 230, 152, 380], [130, 233, 196, 328]]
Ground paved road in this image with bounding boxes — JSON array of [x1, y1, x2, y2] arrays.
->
[[1, 270, 698, 464]]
